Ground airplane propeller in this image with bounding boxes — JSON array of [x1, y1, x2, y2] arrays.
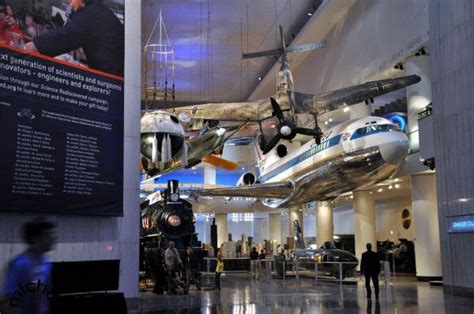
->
[[262, 97, 322, 154]]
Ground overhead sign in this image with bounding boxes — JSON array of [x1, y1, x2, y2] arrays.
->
[[0, 0, 124, 216], [448, 215, 474, 233]]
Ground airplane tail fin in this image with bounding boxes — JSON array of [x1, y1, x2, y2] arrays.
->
[[293, 220, 306, 249], [242, 25, 325, 71]]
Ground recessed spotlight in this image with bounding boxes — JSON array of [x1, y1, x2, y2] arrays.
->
[[394, 184, 400, 189], [258, 77, 263, 81], [307, 11, 313, 16], [324, 121, 329, 125], [329, 118, 333, 122], [377, 188, 383, 192], [388, 185, 393, 190]]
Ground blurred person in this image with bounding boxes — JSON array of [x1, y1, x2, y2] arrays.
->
[[249, 247, 258, 277], [24, 0, 124, 76], [235, 241, 242, 258], [164, 241, 184, 294], [164, 241, 182, 274], [0, 3, 25, 46], [24, 14, 37, 40], [2, 218, 57, 314], [360, 243, 381, 299], [249, 247, 258, 260], [184, 247, 201, 291], [215, 253, 224, 291]]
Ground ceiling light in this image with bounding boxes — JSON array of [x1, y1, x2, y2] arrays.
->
[[388, 185, 393, 190], [459, 198, 469, 202], [377, 188, 383, 192], [343, 107, 350, 112], [307, 11, 313, 16], [329, 118, 333, 122], [394, 184, 400, 189], [258, 77, 263, 81], [324, 121, 329, 125]]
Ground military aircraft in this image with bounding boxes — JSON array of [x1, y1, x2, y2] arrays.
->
[[140, 111, 240, 180], [170, 27, 420, 207], [170, 26, 420, 154], [291, 220, 358, 279]]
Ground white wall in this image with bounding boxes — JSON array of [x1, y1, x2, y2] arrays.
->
[[227, 220, 253, 243], [298, 0, 429, 93], [334, 210, 354, 235], [195, 220, 211, 244], [330, 194, 414, 243], [252, 217, 269, 243], [376, 198, 414, 242], [303, 214, 316, 237]]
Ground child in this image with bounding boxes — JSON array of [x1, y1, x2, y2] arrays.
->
[[215, 254, 224, 290]]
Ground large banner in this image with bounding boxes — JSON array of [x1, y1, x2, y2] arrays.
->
[[0, 0, 124, 216]]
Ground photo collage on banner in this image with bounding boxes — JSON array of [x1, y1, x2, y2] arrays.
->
[[0, 0, 124, 215]]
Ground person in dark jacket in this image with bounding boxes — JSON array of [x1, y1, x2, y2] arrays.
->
[[184, 247, 201, 291], [24, 0, 124, 76], [360, 243, 380, 299], [249, 247, 259, 260]]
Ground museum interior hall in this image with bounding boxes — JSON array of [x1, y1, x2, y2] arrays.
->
[[0, 0, 474, 313]]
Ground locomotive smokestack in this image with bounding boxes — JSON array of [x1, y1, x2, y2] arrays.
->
[[167, 180, 179, 197]]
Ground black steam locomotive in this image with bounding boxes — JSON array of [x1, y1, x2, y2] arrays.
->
[[140, 180, 203, 294]]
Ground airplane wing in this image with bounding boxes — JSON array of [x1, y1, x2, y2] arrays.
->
[[193, 181, 295, 199], [168, 98, 287, 122], [295, 75, 421, 115]]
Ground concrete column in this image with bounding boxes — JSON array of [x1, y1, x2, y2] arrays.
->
[[411, 173, 442, 280], [406, 55, 432, 150], [215, 213, 228, 249], [204, 164, 216, 185], [269, 213, 282, 253], [316, 201, 333, 245], [353, 190, 377, 264]]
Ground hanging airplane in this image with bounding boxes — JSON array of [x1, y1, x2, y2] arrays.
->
[[189, 114, 411, 208], [140, 111, 242, 180], [170, 26, 420, 154], [167, 26, 420, 208]]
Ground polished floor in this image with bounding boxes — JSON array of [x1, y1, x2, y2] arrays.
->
[[131, 274, 474, 313]]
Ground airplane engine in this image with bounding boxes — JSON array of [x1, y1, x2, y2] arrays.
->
[[236, 172, 256, 186], [140, 111, 185, 174]]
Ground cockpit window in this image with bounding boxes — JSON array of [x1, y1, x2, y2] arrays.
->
[[321, 241, 337, 250], [350, 124, 401, 140]]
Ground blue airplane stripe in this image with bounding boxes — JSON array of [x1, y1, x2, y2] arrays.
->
[[260, 134, 342, 182]]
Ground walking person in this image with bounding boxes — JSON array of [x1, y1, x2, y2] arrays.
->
[[360, 243, 381, 299], [2, 218, 57, 314], [215, 253, 224, 291]]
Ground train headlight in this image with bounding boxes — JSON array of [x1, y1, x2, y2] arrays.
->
[[167, 215, 181, 227], [170, 193, 179, 202]]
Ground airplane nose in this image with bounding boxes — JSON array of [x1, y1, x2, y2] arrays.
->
[[379, 135, 409, 165]]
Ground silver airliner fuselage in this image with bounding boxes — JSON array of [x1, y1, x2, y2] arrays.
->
[[257, 116, 409, 207]]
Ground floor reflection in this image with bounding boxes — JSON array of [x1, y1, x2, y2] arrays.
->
[[133, 274, 474, 314]]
